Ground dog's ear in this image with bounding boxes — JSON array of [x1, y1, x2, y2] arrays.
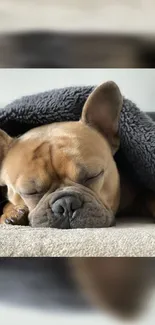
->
[[81, 81, 123, 154], [0, 129, 13, 169]]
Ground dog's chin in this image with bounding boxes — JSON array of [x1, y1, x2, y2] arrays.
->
[[28, 186, 115, 229]]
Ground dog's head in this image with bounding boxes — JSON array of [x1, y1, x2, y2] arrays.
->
[[0, 81, 123, 228]]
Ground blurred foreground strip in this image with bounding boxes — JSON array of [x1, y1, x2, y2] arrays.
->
[[0, 1, 155, 67], [0, 258, 155, 321], [0, 0, 155, 34], [0, 32, 155, 67]]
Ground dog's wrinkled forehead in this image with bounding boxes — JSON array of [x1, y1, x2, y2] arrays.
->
[[1, 121, 111, 185]]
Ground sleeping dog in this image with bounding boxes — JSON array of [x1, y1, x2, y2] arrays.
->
[[0, 81, 155, 227]]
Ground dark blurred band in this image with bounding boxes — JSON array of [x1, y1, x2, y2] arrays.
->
[[0, 32, 155, 68], [0, 257, 155, 319]]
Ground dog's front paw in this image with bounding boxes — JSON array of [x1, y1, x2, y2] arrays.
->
[[0, 205, 29, 226]]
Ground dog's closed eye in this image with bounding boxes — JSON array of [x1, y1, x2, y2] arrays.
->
[[19, 190, 45, 198], [83, 170, 104, 185]]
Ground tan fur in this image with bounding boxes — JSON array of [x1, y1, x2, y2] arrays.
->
[[70, 258, 152, 318], [0, 121, 120, 215]]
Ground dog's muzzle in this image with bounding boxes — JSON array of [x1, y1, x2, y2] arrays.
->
[[28, 186, 115, 228]]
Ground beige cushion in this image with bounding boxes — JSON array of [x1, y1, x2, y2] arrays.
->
[[0, 218, 155, 257]]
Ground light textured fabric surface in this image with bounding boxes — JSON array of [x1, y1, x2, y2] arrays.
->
[[0, 219, 155, 257]]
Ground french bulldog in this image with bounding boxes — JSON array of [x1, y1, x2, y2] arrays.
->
[[0, 81, 155, 228]]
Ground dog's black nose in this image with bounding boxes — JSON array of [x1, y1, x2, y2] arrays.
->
[[52, 196, 82, 219]]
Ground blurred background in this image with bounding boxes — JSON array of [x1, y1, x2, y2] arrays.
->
[[0, 258, 155, 325], [0, 0, 155, 67], [0, 69, 155, 112]]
